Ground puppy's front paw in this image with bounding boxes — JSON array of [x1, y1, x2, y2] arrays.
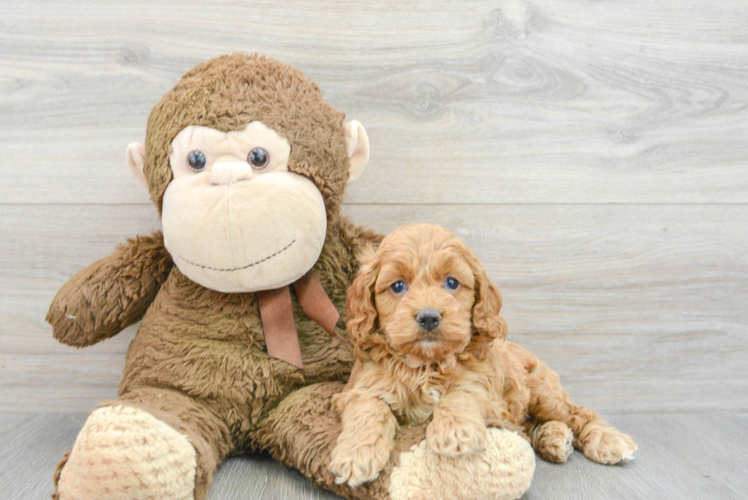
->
[[329, 441, 391, 487], [426, 415, 486, 457], [578, 426, 637, 465]]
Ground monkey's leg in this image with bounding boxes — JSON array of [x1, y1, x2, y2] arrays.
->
[[525, 358, 637, 465], [54, 387, 232, 500], [254, 382, 535, 500]]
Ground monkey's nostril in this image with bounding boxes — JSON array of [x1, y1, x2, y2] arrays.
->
[[415, 308, 441, 331]]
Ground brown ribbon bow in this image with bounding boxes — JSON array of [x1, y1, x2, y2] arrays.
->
[[256, 269, 340, 369]]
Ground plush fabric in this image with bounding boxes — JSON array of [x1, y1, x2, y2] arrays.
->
[[344, 120, 369, 182], [48, 53, 536, 500], [56, 405, 196, 500], [47, 232, 172, 347], [162, 170, 327, 293], [51, 219, 380, 499], [389, 428, 535, 500], [162, 121, 327, 293], [142, 54, 353, 216]]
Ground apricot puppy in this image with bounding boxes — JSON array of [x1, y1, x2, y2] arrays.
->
[[329, 223, 637, 487]]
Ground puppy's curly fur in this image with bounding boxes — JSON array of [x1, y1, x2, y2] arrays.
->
[[330, 224, 637, 487]]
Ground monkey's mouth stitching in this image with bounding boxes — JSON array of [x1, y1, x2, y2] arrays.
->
[[177, 239, 296, 272]]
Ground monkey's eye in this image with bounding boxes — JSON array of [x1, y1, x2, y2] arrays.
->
[[248, 147, 269, 169], [445, 277, 460, 291], [390, 280, 407, 295], [187, 150, 207, 172]]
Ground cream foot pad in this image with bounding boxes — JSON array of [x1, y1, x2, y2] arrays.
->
[[57, 405, 196, 500], [389, 428, 535, 500]]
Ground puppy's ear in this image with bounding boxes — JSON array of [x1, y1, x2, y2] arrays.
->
[[346, 258, 380, 347], [470, 258, 508, 345]]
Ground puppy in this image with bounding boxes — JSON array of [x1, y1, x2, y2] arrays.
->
[[329, 223, 637, 487]]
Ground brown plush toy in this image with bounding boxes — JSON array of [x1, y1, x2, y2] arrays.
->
[[47, 53, 535, 500]]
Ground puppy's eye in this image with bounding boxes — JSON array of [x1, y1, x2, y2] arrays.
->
[[390, 280, 407, 295], [188, 150, 207, 171], [248, 147, 269, 169], [445, 277, 460, 290]]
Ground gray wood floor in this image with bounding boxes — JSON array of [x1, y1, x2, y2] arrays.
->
[[1, 0, 747, 499], [1, 413, 746, 500]]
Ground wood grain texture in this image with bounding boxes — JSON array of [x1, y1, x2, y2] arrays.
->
[[2, 204, 746, 412], [0, 0, 747, 204], [1, 413, 746, 500]]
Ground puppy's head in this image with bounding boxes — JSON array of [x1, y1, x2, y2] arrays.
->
[[346, 223, 506, 365]]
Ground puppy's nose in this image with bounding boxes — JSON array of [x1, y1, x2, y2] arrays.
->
[[415, 308, 442, 331]]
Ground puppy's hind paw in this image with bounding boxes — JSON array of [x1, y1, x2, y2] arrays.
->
[[531, 420, 574, 463], [579, 426, 637, 465]]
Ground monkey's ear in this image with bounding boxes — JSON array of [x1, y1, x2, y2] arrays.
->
[[344, 120, 370, 183], [126, 142, 148, 189]]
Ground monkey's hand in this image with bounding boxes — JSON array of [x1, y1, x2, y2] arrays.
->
[[47, 231, 172, 347]]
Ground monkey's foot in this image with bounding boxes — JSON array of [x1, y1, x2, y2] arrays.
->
[[56, 405, 196, 500], [390, 428, 535, 500]]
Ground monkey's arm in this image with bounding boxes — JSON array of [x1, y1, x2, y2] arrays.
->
[[351, 225, 383, 262], [47, 231, 173, 347]]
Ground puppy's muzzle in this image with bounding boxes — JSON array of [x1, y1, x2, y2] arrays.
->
[[415, 308, 442, 331]]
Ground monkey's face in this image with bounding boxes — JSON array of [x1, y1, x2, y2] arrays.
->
[[125, 54, 371, 294], [161, 122, 327, 293]]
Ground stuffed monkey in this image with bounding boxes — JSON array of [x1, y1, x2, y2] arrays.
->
[[48, 53, 534, 500]]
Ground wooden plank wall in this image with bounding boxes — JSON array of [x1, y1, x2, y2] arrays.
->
[[1, 0, 746, 413]]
